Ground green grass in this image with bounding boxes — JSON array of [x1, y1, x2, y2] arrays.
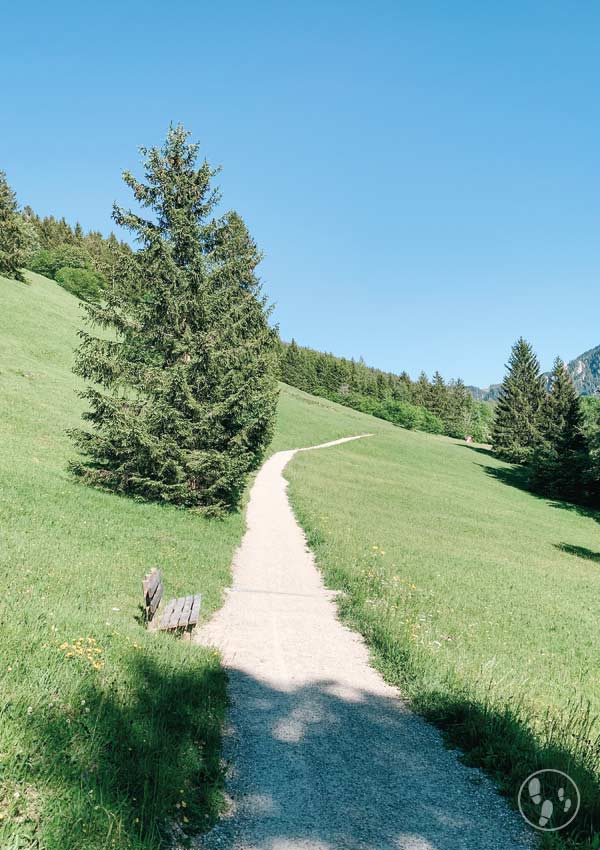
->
[[270, 382, 379, 453], [0, 272, 378, 850], [285, 425, 600, 847], [8, 270, 600, 848]]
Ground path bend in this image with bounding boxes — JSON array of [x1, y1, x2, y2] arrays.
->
[[196, 435, 534, 850]]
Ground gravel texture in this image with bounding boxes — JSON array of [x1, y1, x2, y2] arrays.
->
[[196, 436, 536, 850]]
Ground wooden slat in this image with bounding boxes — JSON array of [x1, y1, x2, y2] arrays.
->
[[148, 582, 163, 617], [177, 595, 194, 628], [142, 569, 162, 605], [159, 598, 177, 630], [167, 597, 186, 630], [189, 594, 202, 626]]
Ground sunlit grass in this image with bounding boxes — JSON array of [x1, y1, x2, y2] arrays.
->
[[286, 425, 600, 846], [0, 272, 376, 849], [12, 269, 600, 846]]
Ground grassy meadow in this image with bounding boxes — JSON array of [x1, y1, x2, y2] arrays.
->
[[0, 272, 378, 850], [286, 425, 600, 846], [6, 270, 600, 849]]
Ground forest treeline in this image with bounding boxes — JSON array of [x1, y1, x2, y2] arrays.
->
[[1, 164, 495, 445], [279, 339, 494, 442], [0, 169, 131, 301], [7, 162, 600, 499]]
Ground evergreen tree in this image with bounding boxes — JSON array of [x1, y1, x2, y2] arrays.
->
[[393, 371, 413, 402], [22, 207, 132, 286], [375, 372, 387, 399], [428, 371, 448, 420], [280, 339, 301, 386], [17, 215, 41, 265], [530, 358, 588, 500], [413, 371, 431, 407], [276, 339, 489, 441], [491, 338, 545, 463], [0, 171, 27, 281], [70, 125, 278, 513], [445, 379, 473, 438]]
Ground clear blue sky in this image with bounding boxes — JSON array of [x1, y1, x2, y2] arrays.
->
[[2, 1, 599, 386]]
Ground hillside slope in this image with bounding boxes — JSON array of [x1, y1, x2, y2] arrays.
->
[[0, 272, 388, 850], [5, 271, 600, 845], [286, 389, 600, 842]]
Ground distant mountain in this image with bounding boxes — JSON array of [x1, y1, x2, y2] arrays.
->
[[466, 383, 502, 402], [469, 344, 600, 401], [565, 344, 600, 396]]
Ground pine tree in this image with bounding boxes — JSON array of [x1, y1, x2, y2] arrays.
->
[[70, 125, 278, 513], [530, 358, 588, 500], [413, 371, 431, 407], [375, 372, 388, 399], [281, 340, 301, 385], [445, 379, 473, 438], [428, 371, 448, 420], [0, 171, 27, 281], [491, 338, 545, 463], [393, 371, 413, 403]]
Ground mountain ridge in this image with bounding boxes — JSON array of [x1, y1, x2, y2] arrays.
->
[[469, 343, 600, 401]]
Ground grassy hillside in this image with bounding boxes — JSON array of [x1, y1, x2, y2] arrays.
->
[[7, 270, 600, 847], [0, 272, 386, 850], [286, 420, 600, 845]]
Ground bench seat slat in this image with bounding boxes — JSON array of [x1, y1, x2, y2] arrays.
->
[[144, 570, 201, 632], [167, 596, 186, 630], [189, 594, 202, 626], [159, 598, 177, 630], [177, 595, 194, 628]]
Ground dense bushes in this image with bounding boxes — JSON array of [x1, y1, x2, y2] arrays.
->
[[55, 267, 105, 302], [330, 393, 445, 433], [0, 177, 131, 302], [28, 245, 109, 302], [280, 339, 493, 441], [29, 245, 92, 279], [20, 208, 131, 300]]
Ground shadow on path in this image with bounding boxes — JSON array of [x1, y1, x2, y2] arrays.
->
[[199, 668, 535, 850]]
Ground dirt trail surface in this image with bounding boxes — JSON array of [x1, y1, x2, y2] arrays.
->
[[196, 436, 535, 850]]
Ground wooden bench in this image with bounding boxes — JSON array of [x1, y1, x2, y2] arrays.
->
[[142, 568, 202, 632]]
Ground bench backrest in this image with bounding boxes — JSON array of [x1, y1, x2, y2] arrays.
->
[[142, 568, 163, 621]]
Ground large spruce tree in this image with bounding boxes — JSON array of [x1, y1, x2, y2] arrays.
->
[[530, 358, 587, 500], [491, 337, 545, 463], [0, 171, 27, 281], [70, 125, 278, 513]]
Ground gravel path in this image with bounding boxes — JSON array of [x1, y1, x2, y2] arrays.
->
[[196, 436, 535, 850]]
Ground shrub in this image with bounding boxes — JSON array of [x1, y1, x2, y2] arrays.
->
[[55, 267, 105, 302], [469, 401, 494, 443], [28, 245, 92, 279], [419, 408, 445, 434]]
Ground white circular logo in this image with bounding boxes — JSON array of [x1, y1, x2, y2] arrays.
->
[[517, 769, 580, 832]]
